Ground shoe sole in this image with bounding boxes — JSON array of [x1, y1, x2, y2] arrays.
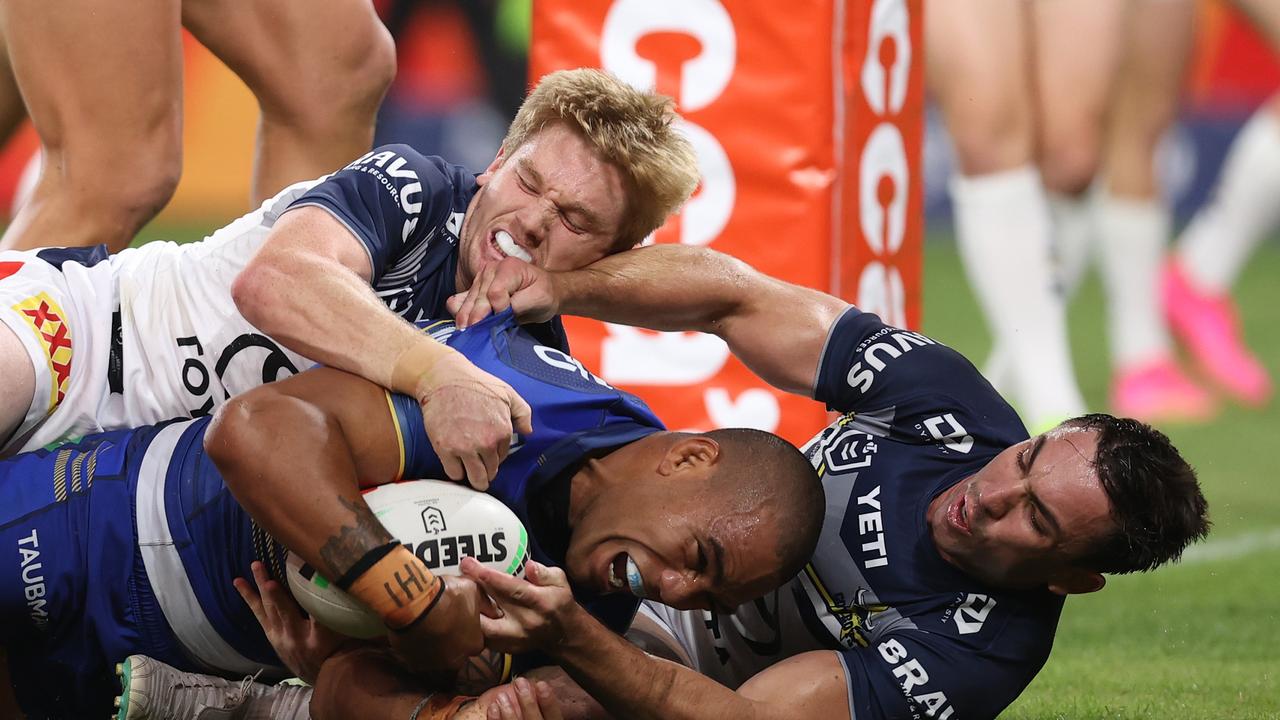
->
[[114, 658, 134, 720]]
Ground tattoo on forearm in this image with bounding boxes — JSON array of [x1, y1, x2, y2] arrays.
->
[[317, 496, 395, 579]]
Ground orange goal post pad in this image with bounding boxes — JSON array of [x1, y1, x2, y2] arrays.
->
[[531, 0, 923, 444]]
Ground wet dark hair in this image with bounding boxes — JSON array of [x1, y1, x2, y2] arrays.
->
[[1065, 414, 1210, 574], [704, 428, 825, 584]]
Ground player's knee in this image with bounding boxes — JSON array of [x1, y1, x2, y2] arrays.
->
[[263, 20, 395, 138], [945, 104, 1034, 176], [60, 136, 181, 237], [1039, 142, 1100, 196]]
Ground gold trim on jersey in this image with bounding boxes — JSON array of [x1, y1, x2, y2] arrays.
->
[[382, 391, 406, 482]]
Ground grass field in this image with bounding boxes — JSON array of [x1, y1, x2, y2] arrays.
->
[[922, 235, 1280, 719], [133, 220, 1279, 717]]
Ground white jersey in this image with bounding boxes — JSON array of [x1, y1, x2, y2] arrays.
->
[[1, 144, 499, 455], [111, 182, 316, 427], [0, 180, 318, 453]]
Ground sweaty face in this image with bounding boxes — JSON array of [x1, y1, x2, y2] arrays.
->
[[565, 484, 784, 613], [455, 122, 628, 290], [928, 427, 1116, 590]]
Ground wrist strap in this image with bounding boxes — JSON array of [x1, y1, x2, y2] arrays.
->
[[344, 544, 442, 629], [391, 341, 448, 400]]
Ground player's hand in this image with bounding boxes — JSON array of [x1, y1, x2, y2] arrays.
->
[[233, 561, 346, 685], [448, 257, 560, 330], [421, 353, 533, 491], [461, 558, 577, 655], [479, 677, 565, 720], [389, 575, 501, 672]]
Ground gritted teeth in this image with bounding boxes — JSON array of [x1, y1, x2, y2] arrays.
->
[[494, 230, 532, 262], [609, 554, 626, 589], [625, 555, 647, 598]]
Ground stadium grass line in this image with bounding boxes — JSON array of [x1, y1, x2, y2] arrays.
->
[[1177, 527, 1280, 565]]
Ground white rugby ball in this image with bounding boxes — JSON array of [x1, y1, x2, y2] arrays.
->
[[285, 479, 529, 638]]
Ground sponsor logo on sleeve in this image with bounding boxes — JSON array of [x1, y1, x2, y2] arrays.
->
[[12, 293, 72, 411]]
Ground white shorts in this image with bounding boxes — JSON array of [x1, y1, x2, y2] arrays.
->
[[0, 249, 118, 454]]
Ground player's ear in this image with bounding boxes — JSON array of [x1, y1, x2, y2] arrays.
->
[[477, 147, 507, 186], [657, 435, 721, 478], [1047, 569, 1105, 596]]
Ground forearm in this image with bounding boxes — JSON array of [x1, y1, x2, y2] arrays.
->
[[234, 247, 454, 396], [555, 245, 756, 334], [206, 382, 395, 581], [551, 606, 767, 720], [555, 245, 846, 396]]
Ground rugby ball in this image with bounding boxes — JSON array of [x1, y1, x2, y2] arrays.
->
[[285, 479, 529, 638]]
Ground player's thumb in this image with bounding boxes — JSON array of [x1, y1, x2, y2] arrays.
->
[[509, 391, 534, 436]]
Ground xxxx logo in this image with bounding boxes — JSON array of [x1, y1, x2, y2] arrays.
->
[[12, 293, 72, 410]]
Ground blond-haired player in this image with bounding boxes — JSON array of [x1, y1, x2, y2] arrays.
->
[[0, 68, 700, 491]]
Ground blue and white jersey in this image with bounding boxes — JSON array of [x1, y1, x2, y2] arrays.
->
[[644, 308, 1058, 720], [15, 143, 564, 455], [287, 145, 471, 323], [288, 146, 568, 347], [0, 311, 656, 718]]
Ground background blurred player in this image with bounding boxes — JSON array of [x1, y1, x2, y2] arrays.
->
[[925, 0, 1124, 431], [1090, 0, 1214, 421], [0, 0, 397, 253], [446, 247, 1210, 720], [1163, 0, 1280, 407], [0, 310, 823, 718]]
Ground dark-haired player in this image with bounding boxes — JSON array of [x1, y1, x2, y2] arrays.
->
[[0, 310, 822, 719], [446, 248, 1210, 720]]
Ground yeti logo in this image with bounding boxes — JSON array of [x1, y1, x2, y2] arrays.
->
[[421, 506, 447, 535]]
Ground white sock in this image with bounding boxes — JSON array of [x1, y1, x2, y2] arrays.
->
[[984, 191, 1093, 399], [1095, 192, 1173, 369], [950, 166, 1086, 424], [1177, 105, 1280, 293], [1047, 190, 1095, 298]]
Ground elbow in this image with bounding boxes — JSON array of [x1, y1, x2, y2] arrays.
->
[[205, 394, 258, 495], [232, 256, 286, 331]]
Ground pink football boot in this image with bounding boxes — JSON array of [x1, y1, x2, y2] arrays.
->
[[1163, 261, 1272, 407], [1112, 357, 1218, 424]]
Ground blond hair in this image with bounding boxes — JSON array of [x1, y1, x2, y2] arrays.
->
[[503, 68, 700, 250]]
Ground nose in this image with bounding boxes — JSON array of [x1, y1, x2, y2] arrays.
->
[[514, 199, 556, 249], [981, 481, 1027, 520]]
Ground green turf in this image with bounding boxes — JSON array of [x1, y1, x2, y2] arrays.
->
[[923, 235, 1280, 719]]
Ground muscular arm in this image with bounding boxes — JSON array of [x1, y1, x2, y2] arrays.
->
[[476, 246, 850, 396], [232, 208, 531, 489], [204, 365, 403, 580], [551, 604, 848, 720], [232, 207, 454, 397]]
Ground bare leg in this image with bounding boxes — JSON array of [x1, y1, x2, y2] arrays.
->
[[183, 0, 396, 204], [1032, 0, 1132, 297], [0, 322, 35, 450], [0, 19, 30, 152], [928, 0, 1085, 428], [1095, 0, 1213, 421], [0, 0, 182, 252]]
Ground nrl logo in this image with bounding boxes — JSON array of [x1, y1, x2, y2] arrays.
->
[[421, 506, 447, 535]]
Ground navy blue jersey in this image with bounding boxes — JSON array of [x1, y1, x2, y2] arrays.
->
[[649, 308, 1055, 720], [0, 311, 660, 718], [287, 145, 569, 350]]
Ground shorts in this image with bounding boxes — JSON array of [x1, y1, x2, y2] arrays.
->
[[0, 248, 119, 454]]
